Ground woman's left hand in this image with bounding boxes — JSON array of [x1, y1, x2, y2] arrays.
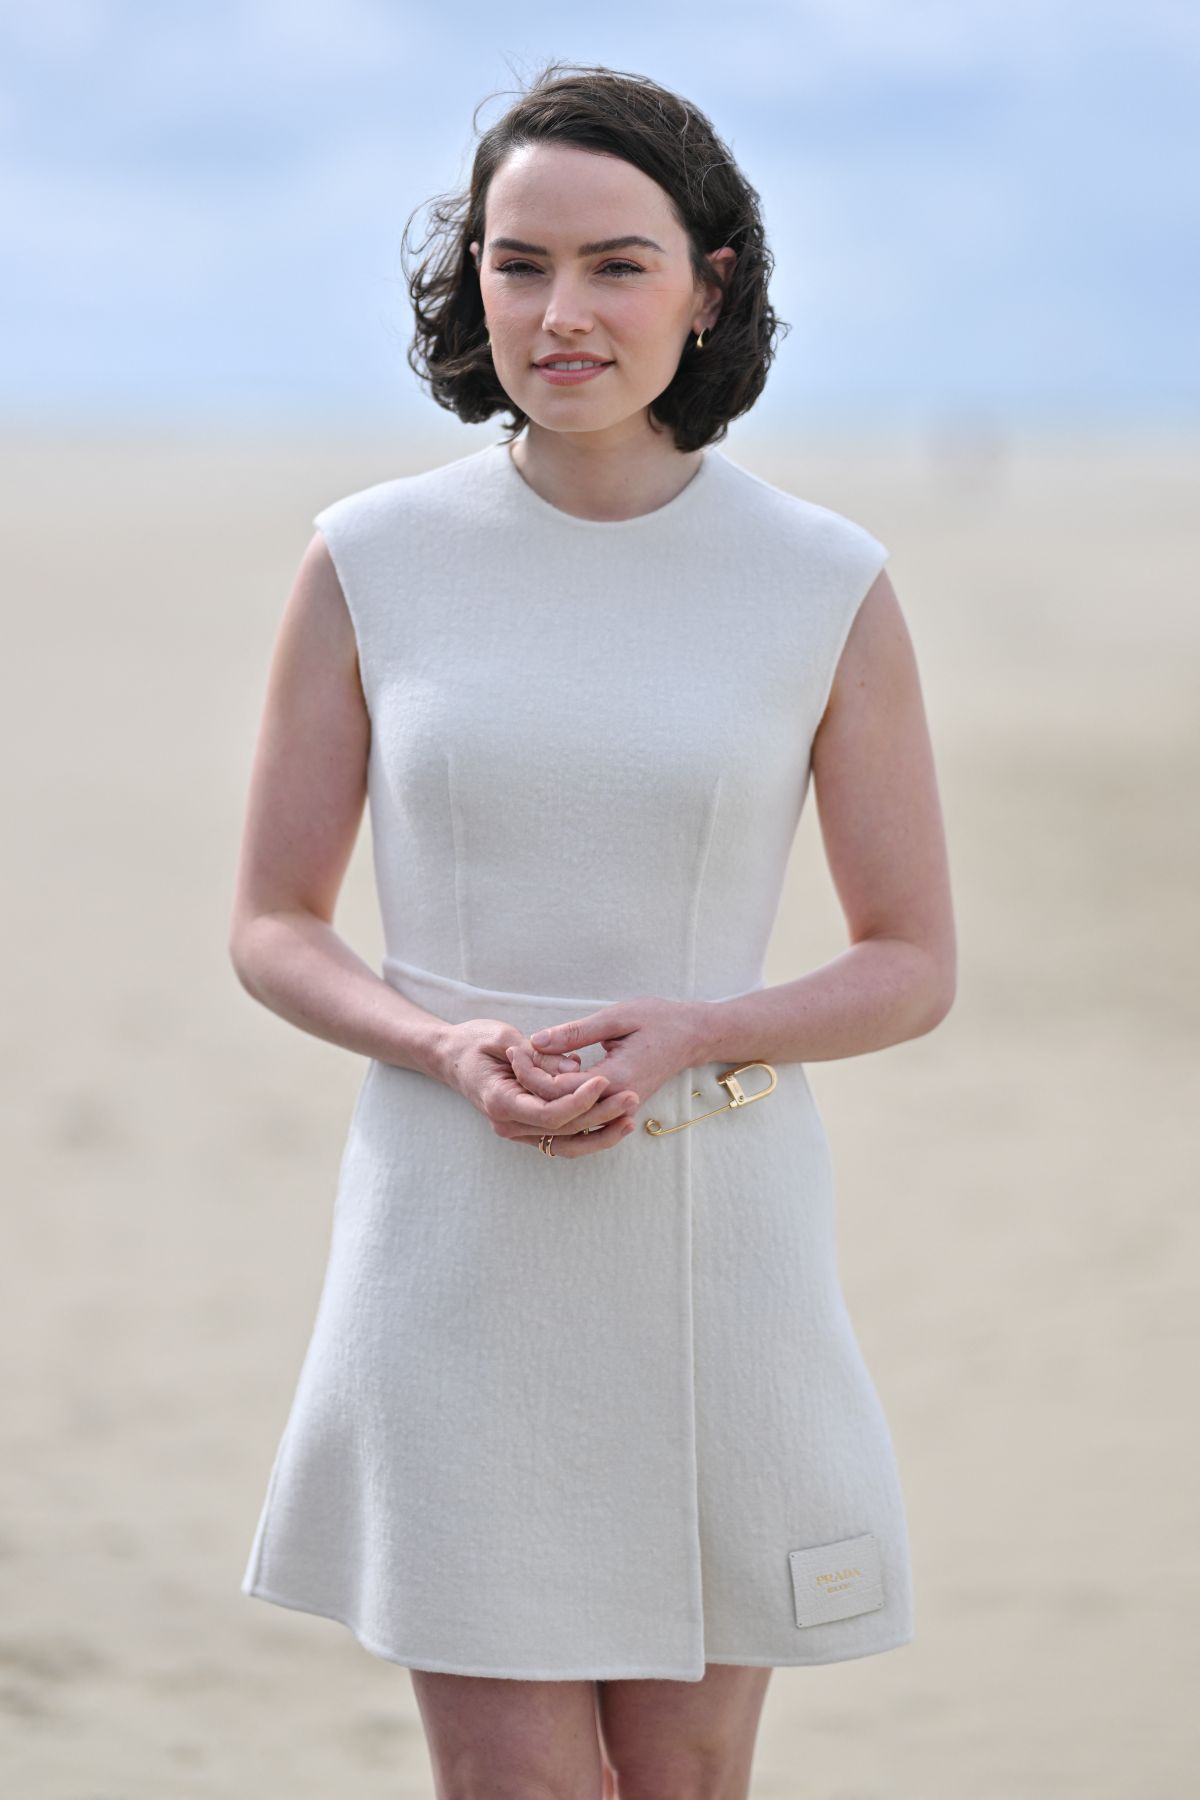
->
[[503, 997, 708, 1115]]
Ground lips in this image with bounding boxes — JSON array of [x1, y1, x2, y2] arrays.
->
[[533, 355, 612, 367]]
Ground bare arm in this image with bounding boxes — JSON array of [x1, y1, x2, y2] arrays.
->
[[691, 569, 957, 1067], [227, 531, 455, 1084]]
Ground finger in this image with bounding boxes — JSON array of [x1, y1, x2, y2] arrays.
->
[[506, 1043, 604, 1102], [503, 1042, 572, 1067], [508, 1043, 632, 1119], [515, 1109, 639, 1156], [508, 1053, 592, 1094], [501, 1077, 637, 1136], [551, 1086, 638, 1135], [497, 1071, 613, 1132], [506, 1042, 573, 1076], [528, 1012, 618, 1055]]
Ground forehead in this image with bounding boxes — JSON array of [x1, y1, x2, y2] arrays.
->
[[486, 143, 679, 243]]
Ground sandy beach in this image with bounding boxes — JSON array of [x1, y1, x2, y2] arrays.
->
[[3, 428, 1196, 1796]]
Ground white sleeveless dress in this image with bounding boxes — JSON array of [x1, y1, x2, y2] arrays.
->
[[240, 439, 915, 1681]]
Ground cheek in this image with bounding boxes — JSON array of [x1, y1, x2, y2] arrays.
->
[[484, 284, 518, 319], [483, 277, 533, 316], [617, 289, 691, 346]]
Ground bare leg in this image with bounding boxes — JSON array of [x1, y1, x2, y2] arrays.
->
[[595, 1682, 618, 1797], [410, 1670, 607, 1800], [596, 1663, 774, 1800]]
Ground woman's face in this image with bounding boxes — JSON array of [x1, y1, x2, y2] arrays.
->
[[469, 142, 734, 444]]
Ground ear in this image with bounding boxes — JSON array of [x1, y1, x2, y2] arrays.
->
[[697, 246, 737, 331]]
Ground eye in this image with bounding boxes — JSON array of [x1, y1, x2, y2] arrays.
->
[[495, 260, 645, 279]]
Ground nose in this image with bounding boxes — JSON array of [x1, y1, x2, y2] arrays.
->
[[540, 277, 594, 337]]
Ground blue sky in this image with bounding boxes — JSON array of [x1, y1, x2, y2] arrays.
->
[[2, 0, 1196, 436]]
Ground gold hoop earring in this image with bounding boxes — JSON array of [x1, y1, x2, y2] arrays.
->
[[485, 329, 491, 346], [695, 327, 708, 350]]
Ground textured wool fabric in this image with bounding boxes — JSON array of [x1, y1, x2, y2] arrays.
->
[[240, 438, 915, 1680]]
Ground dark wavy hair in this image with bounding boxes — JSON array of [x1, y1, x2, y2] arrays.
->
[[398, 61, 788, 453]]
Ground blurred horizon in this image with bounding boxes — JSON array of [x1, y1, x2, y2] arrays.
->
[[3, 1, 1196, 439]]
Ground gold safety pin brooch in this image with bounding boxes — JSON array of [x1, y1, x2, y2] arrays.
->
[[643, 1061, 778, 1135]]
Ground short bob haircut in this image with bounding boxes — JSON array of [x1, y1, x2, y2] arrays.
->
[[401, 60, 788, 454]]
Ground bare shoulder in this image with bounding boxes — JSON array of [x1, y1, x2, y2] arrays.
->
[[270, 528, 365, 707], [290, 527, 356, 633], [809, 565, 955, 1003], [815, 568, 919, 746], [228, 530, 370, 941]]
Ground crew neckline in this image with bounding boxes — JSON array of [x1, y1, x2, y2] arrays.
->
[[494, 438, 713, 530]]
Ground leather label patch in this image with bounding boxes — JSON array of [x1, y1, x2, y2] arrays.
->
[[788, 1533, 884, 1628]]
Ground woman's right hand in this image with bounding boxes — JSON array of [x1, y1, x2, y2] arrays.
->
[[441, 1018, 640, 1156]]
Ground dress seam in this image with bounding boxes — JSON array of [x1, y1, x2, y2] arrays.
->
[[445, 744, 470, 982], [686, 770, 723, 1001]]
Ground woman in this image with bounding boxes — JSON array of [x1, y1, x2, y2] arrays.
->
[[232, 61, 956, 1800]]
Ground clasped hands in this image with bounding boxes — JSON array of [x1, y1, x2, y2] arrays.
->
[[447, 996, 708, 1160]]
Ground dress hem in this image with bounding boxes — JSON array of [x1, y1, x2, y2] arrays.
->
[[241, 1581, 914, 1680]]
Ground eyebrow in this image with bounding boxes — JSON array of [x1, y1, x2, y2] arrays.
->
[[486, 234, 667, 257]]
